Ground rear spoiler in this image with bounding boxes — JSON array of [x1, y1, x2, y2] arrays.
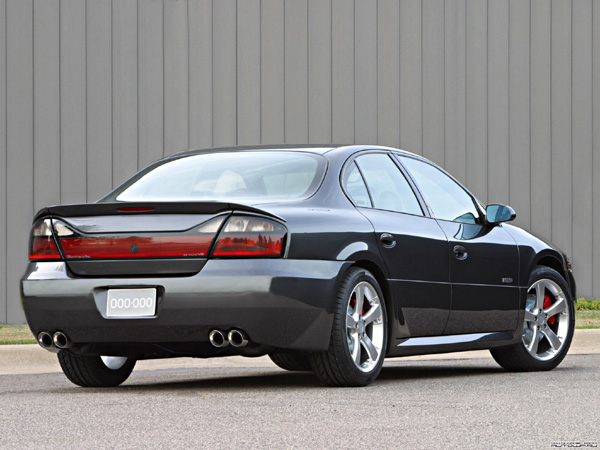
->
[[33, 201, 284, 222]]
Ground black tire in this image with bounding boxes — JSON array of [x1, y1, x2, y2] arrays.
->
[[490, 265, 575, 372], [268, 351, 312, 372], [57, 351, 136, 387], [309, 267, 388, 387]]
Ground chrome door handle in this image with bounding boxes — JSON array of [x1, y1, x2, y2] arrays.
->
[[380, 233, 396, 249], [453, 245, 468, 260]]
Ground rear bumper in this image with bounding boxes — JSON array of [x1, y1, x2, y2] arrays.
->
[[22, 259, 348, 355]]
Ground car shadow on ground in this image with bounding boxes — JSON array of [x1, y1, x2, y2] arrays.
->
[[45, 362, 515, 394]]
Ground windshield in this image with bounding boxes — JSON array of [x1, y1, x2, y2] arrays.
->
[[104, 151, 326, 203]]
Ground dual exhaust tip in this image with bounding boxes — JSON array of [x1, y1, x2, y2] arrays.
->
[[209, 329, 248, 348], [37, 331, 71, 350]]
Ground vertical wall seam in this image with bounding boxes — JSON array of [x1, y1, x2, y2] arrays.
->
[[283, 1, 286, 143], [570, 0, 574, 263], [352, 2, 356, 143], [507, 0, 511, 206], [420, 0, 423, 154], [529, 0, 532, 230], [443, 0, 446, 167], [162, 0, 165, 156], [376, 0, 379, 145], [32, 0, 35, 213], [210, 0, 213, 147], [486, 0, 489, 203], [235, 0, 238, 145], [550, 0, 553, 241], [136, 0, 139, 169], [4, 0, 7, 321], [59, 0, 62, 199], [85, 0, 88, 200], [187, 0, 190, 149], [307, 0, 310, 142], [464, 0, 467, 181], [110, 0, 113, 186]]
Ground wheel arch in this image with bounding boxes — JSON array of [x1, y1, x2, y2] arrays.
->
[[530, 252, 576, 299], [348, 259, 396, 355]]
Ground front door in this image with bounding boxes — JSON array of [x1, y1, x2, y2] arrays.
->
[[397, 154, 520, 335]]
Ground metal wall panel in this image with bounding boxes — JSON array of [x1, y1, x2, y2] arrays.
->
[[284, 0, 308, 144], [572, 0, 594, 299], [33, 0, 60, 211], [86, 0, 113, 201], [594, 1, 600, 297], [399, 0, 422, 155], [6, 0, 33, 324], [443, 0, 466, 185], [237, 0, 261, 145], [307, 0, 331, 144], [508, 0, 531, 230], [112, 0, 137, 188], [0, 0, 6, 323], [188, 0, 212, 150], [2, 0, 600, 323], [377, 0, 400, 148], [487, 0, 509, 206], [138, 0, 164, 168], [530, 1, 552, 241], [164, 0, 189, 155]]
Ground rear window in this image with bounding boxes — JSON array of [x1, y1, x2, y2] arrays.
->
[[104, 151, 326, 203]]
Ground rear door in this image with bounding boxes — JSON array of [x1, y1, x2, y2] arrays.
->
[[343, 152, 451, 337], [396, 155, 520, 334]]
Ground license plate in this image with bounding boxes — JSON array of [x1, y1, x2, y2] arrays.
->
[[106, 288, 157, 317]]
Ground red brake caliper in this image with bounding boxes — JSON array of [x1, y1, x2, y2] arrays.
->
[[543, 295, 556, 326]]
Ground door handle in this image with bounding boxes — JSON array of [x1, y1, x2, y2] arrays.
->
[[453, 245, 468, 261], [380, 233, 396, 249]]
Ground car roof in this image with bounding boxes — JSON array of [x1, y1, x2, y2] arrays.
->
[[172, 144, 425, 161]]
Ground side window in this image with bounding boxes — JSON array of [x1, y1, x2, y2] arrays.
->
[[344, 162, 372, 207], [354, 154, 423, 216], [399, 156, 480, 224]]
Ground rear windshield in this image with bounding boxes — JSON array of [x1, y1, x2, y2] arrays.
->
[[104, 151, 326, 203]]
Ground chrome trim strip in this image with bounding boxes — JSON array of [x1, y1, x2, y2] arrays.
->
[[397, 332, 500, 347]]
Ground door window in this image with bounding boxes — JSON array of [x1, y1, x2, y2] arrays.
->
[[399, 156, 481, 224]]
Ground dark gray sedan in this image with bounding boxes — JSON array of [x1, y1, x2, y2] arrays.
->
[[22, 145, 576, 387]]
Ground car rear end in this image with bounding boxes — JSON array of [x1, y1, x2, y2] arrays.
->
[[21, 150, 344, 360]]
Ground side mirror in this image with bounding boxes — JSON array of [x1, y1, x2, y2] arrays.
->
[[486, 204, 516, 224]]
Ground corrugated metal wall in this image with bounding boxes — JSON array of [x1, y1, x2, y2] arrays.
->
[[1, 0, 599, 323]]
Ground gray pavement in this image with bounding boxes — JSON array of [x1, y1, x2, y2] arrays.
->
[[0, 330, 598, 449]]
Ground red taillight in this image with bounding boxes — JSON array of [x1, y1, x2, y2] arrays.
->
[[212, 216, 286, 257], [54, 217, 223, 260], [60, 235, 214, 259], [29, 219, 62, 260]]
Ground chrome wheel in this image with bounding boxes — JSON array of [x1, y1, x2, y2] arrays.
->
[[346, 281, 385, 372], [522, 278, 570, 361], [100, 356, 129, 370]]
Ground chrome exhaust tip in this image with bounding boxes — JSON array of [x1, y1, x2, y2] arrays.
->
[[37, 331, 54, 349], [208, 329, 229, 348], [228, 329, 249, 348], [53, 331, 71, 349]]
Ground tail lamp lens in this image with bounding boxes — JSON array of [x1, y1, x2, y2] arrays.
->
[[55, 217, 224, 259], [29, 219, 61, 260], [212, 216, 286, 257]]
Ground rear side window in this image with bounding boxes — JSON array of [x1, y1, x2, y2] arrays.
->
[[353, 154, 423, 216], [399, 156, 481, 224], [344, 162, 372, 207], [105, 152, 326, 203]]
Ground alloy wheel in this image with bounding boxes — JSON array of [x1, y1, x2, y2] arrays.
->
[[522, 278, 570, 361], [346, 281, 385, 372]]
